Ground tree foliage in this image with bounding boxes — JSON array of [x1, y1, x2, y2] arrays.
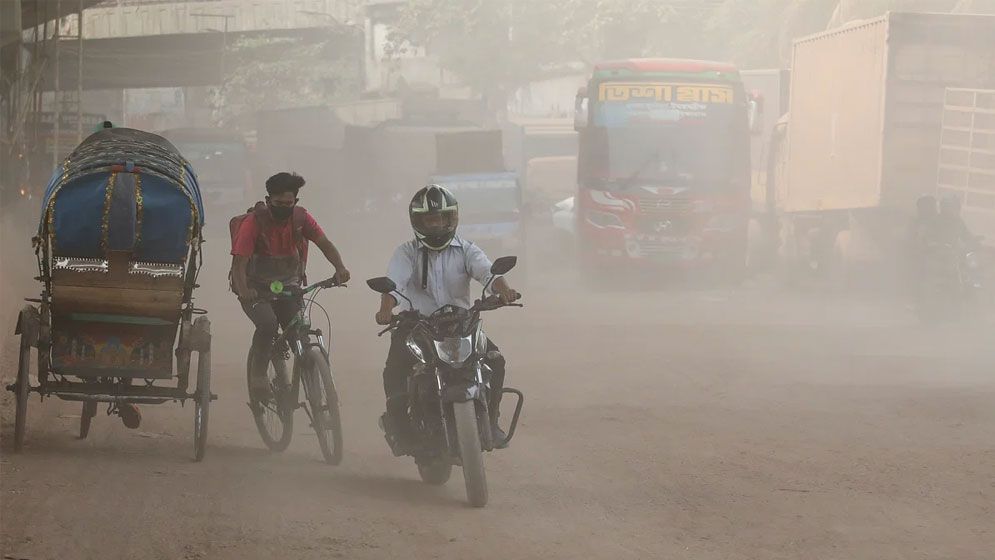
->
[[388, 0, 683, 95], [387, 0, 990, 97], [212, 29, 362, 124]]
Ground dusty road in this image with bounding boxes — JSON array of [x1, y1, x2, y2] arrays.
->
[[2, 238, 994, 560]]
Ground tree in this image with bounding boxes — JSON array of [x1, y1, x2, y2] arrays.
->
[[387, 0, 990, 100], [387, 0, 686, 99], [211, 29, 363, 125]]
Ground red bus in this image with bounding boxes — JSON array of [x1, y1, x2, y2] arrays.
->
[[573, 58, 759, 275]]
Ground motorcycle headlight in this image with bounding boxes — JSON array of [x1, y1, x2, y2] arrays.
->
[[966, 252, 981, 270], [405, 335, 427, 364], [434, 336, 473, 366]]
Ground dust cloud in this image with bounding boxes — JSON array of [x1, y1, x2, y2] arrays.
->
[[2, 2, 994, 559]]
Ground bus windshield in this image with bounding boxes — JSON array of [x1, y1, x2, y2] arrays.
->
[[581, 81, 745, 191]]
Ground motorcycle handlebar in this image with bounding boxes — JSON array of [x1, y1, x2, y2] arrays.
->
[[377, 310, 421, 337], [376, 300, 521, 337], [472, 295, 524, 312]]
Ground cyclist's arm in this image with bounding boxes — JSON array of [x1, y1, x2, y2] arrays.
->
[[303, 211, 348, 278], [314, 235, 346, 272], [231, 256, 253, 300], [231, 215, 258, 300]]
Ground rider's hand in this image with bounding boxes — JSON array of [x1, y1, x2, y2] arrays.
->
[[498, 287, 521, 304], [375, 309, 394, 326], [238, 287, 259, 303], [333, 267, 351, 285]]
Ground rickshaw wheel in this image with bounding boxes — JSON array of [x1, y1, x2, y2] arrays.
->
[[193, 359, 210, 462], [192, 317, 211, 462], [13, 341, 31, 452], [80, 401, 98, 439]]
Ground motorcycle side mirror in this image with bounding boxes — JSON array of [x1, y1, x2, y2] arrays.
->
[[366, 277, 397, 294], [490, 256, 518, 276]]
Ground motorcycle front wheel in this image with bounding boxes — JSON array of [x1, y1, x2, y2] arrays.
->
[[453, 400, 488, 507]]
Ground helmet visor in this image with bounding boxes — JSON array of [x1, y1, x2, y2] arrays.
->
[[412, 210, 458, 238]]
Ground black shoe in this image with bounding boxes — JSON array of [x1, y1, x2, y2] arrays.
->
[[379, 413, 413, 456], [491, 422, 508, 449]]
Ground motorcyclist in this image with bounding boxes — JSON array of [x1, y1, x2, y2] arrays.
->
[[231, 172, 350, 397], [937, 194, 977, 250], [910, 195, 939, 248], [375, 185, 521, 451]]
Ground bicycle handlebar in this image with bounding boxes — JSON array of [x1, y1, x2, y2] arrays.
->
[[273, 277, 346, 298]]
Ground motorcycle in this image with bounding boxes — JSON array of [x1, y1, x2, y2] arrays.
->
[[916, 237, 984, 322], [366, 256, 525, 508]]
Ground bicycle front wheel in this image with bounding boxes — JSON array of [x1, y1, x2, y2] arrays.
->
[[247, 347, 294, 452], [302, 347, 343, 465]]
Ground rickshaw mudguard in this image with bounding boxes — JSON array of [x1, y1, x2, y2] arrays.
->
[[14, 306, 41, 348]]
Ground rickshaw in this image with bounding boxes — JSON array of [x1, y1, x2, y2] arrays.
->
[[6, 127, 215, 460]]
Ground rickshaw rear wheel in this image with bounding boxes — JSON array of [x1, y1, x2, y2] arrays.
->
[[80, 401, 97, 439], [194, 366, 210, 461], [192, 317, 211, 462], [13, 341, 31, 452]]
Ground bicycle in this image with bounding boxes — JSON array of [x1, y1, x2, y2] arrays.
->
[[246, 277, 344, 465]]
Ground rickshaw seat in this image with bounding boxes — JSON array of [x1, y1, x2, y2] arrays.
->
[[51, 251, 185, 323]]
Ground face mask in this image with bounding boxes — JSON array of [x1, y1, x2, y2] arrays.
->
[[270, 205, 293, 220]]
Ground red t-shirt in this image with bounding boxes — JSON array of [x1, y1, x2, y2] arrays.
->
[[231, 210, 325, 257]]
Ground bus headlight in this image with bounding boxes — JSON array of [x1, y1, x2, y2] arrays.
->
[[586, 210, 625, 229]]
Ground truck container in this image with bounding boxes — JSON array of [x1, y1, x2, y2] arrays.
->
[[768, 12, 995, 274]]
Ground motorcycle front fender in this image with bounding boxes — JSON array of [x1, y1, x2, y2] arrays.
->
[[443, 380, 485, 403]]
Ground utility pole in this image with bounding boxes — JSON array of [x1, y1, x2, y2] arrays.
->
[[77, 0, 84, 143], [190, 13, 235, 85], [53, 0, 62, 168]]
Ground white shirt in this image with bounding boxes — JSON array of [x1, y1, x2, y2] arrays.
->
[[386, 236, 494, 315]]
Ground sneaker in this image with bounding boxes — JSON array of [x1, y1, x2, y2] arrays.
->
[[491, 422, 508, 449], [379, 412, 414, 456], [272, 369, 291, 392], [119, 404, 142, 429]]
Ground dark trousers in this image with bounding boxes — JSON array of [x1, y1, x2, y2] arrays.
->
[[382, 330, 506, 425], [241, 297, 300, 377]]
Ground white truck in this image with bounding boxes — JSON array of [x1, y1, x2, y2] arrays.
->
[[763, 12, 995, 278]]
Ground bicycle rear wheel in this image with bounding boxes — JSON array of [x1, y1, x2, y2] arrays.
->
[[247, 347, 294, 452], [302, 347, 343, 465]]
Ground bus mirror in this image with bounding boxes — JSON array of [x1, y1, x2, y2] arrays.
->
[[748, 91, 764, 136], [574, 86, 589, 131]]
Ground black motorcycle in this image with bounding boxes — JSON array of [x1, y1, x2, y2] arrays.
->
[[916, 238, 983, 322], [366, 256, 524, 508]]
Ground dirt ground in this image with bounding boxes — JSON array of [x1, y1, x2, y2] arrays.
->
[[1, 218, 994, 560]]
